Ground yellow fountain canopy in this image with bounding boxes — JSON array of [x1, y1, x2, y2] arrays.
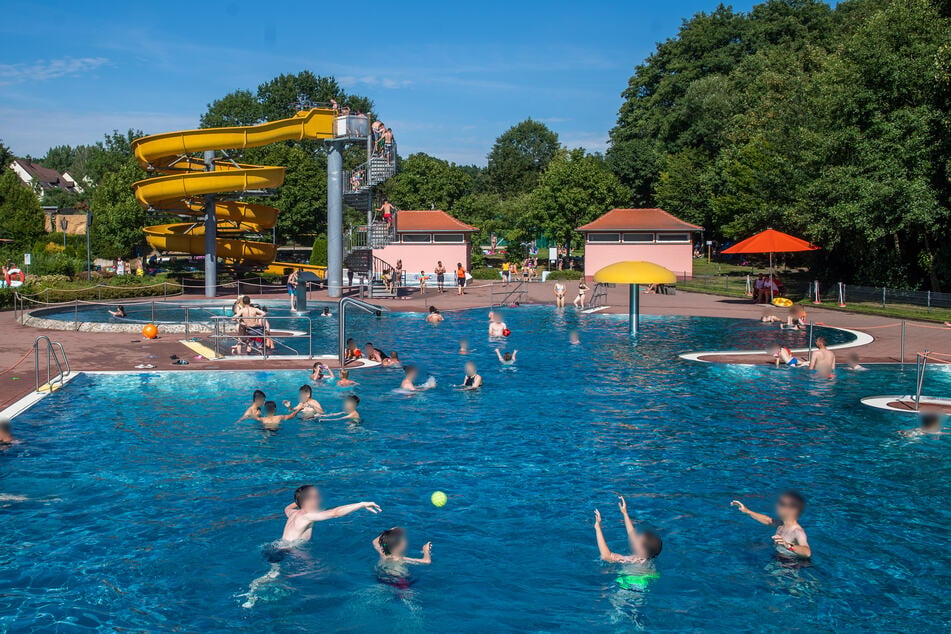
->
[[593, 261, 676, 285]]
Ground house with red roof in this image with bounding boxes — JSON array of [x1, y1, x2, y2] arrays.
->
[[374, 209, 478, 278], [577, 208, 701, 279]]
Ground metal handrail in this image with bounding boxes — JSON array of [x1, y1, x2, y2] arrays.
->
[[915, 351, 929, 410], [588, 282, 609, 309], [490, 281, 527, 306], [33, 335, 70, 392], [338, 297, 388, 367], [209, 314, 313, 359]]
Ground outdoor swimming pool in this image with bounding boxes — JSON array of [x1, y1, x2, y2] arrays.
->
[[2, 307, 948, 631]]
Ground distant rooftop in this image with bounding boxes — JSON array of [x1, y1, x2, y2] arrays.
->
[[10, 158, 81, 193], [396, 209, 478, 233], [577, 208, 701, 232]]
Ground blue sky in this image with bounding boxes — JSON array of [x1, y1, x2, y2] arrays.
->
[[1, 0, 764, 165]]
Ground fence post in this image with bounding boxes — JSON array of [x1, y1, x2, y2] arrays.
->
[[900, 320, 905, 367], [927, 290, 931, 312], [74, 300, 79, 330], [838, 282, 846, 307], [812, 280, 821, 304], [45, 288, 49, 303], [151, 301, 155, 323], [98, 285, 102, 301], [881, 286, 886, 308], [184, 307, 189, 338], [237, 280, 241, 298], [163, 281, 167, 300]]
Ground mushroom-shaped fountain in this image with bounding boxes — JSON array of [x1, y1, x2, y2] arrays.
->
[[593, 261, 676, 335]]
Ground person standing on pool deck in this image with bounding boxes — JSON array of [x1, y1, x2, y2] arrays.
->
[[282, 485, 381, 543], [574, 280, 589, 308], [593, 496, 663, 563], [456, 262, 466, 295], [434, 261, 446, 293], [809, 336, 836, 377], [553, 281, 566, 308], [731, 491, 811, 559]]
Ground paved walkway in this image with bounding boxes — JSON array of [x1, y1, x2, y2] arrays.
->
[[2, 281, 949, 410]]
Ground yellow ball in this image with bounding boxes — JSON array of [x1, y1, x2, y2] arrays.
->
[[430, 491, 447, 507]]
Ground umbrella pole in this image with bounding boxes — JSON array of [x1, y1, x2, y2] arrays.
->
[[769, 252, 774, 301], [629, 284, 639, 335]]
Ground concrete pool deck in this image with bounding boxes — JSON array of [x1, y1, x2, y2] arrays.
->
[[2, 281, 949, 410]]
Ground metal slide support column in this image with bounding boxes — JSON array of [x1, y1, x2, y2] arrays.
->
[[629, 283, 640, 336], [203, 150, 217, 298], [327, 141, 344, 298]]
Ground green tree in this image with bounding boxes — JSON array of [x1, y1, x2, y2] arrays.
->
[[525, 148, 631, 249], [90, 158, 148, 258], [481, 119, 560, 197], [0, 169, 45, 246], [381, 153, 473, 211], [200, 89, 263, 128], [0, 140, 13, 169]]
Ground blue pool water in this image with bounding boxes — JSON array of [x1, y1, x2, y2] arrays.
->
[[2, 307, 948, 631]]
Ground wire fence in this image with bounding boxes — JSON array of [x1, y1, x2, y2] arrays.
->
[[678, 273, 951, 312]]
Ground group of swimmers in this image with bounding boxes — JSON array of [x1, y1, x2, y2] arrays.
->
[[769, 336, 837, 375]]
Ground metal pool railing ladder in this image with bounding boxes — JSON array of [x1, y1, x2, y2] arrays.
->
[[338, 297, 388, 367], [33, 336, 71, 393]]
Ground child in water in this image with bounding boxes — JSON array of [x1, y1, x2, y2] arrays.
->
[[254, 401, 298, 429], [284, 385, 324, 419], [310, 363, 334, 382], [495, 349, 518, 366], [732, 491, 811, 558], [593, 496, 663, 564], [320, 395, 361, 422], [337, 369, 357, 387], [373, 527, 432, 565], [238, 390, 267, 421]]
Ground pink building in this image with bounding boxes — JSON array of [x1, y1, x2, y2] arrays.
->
[[577, 208, 701, 280], [374, 210, 478, 279]]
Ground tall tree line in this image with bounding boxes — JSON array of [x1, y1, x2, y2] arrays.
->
[[607, 0, 951, 289]]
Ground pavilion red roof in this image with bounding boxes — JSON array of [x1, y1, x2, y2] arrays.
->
[[396, 210, 478, 232], [577, 208, 701, 232]]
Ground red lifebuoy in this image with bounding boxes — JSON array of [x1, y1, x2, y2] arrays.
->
[[4, 268, 25, 287]]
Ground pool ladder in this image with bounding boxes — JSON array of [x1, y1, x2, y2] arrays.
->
[[33, 336, 71, 393]]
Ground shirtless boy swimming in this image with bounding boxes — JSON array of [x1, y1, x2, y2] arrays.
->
[[495, 349, 517, 366], [732, 491, 811, 559], [321, 395, 361, 422], [372, 527, 432, 565], [809, 337, 836, 377], [254, 401, 298, 429], [239, 390, 267, 421], [593, 495, 663, 564], [281, 485, 381, 543]]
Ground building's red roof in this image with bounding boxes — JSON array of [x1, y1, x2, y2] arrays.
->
[[396, 210, 477, 233], [577, 208, 701, 232]]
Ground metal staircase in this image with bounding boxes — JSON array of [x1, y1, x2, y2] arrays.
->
[[342, 138, 399, 294]]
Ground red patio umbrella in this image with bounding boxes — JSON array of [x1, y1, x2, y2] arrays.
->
[[721, 229, 819, 299]]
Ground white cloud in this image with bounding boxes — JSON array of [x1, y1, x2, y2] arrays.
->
[[338, 75, 413, 90], [0, 57, 109, 86]]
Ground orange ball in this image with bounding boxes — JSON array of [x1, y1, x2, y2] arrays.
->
[[142, 324, 158, 339]]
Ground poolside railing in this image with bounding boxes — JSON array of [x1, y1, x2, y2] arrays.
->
[[210, 315, 314, 360]]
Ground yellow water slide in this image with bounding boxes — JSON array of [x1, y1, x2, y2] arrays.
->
[[131, 109, 336, 276]]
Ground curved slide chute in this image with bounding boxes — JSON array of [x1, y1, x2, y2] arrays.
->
[[131, 109, 337, 275]]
